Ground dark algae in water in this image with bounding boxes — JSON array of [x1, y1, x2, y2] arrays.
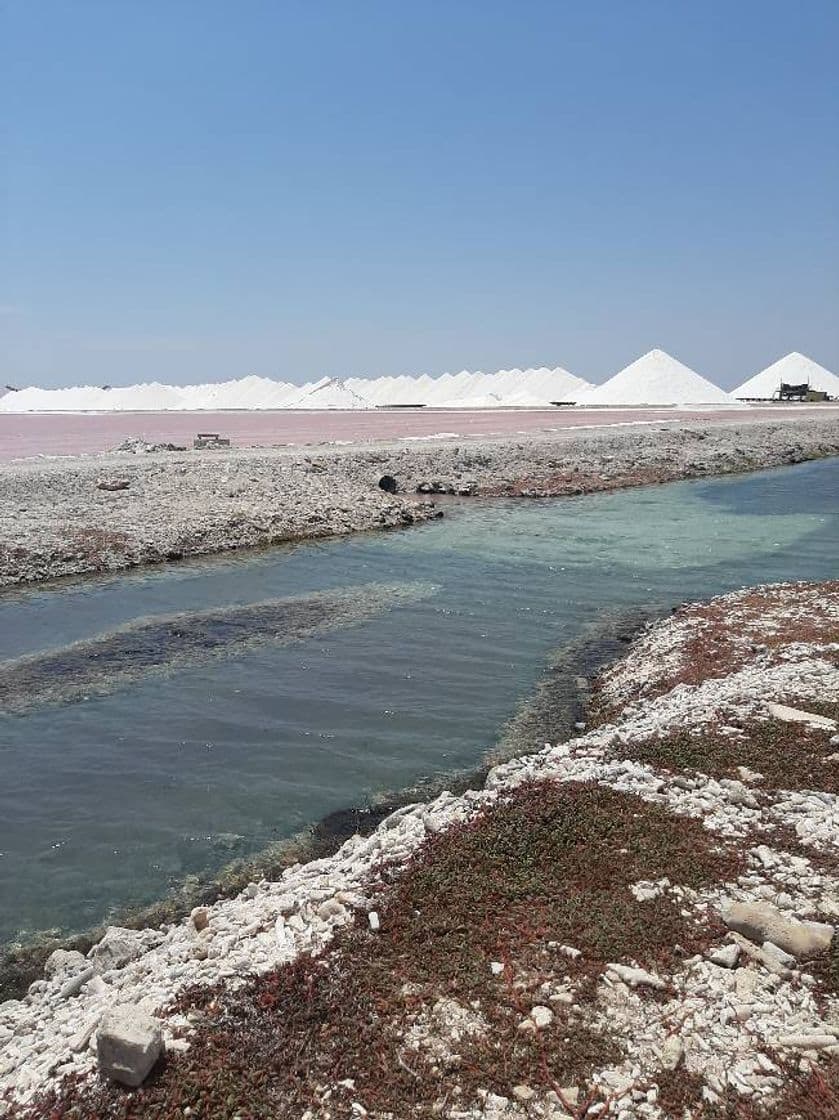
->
[[1, 458, 838, 954], [0, 581, 435, 715]]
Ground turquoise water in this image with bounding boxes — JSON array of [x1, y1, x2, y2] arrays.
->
[[0, 459, 837, 944]]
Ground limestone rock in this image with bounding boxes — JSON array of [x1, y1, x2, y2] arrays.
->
[[190, 907, 209, 933], [708, 943, 741, 968], [722, 902, 834, 957], [606, 963, 666, 990], [90, 927, 148, 972], [529, 1005, 554, 1028], [59, 966, 95, 1000], [661, 1036, 684, 1071], [97, 1006, 163, 1087], [766, 702, 837, 730], [44, 949, 88, 979]]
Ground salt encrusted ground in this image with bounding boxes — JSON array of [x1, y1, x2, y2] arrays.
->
[[2, 581, 838, 1119], [1, 415, 838, 588]]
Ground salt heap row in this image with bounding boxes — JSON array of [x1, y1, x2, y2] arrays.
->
[[0, 366, 591, 413], [1, 350, 836, 413]]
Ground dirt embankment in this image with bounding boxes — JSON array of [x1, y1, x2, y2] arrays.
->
[[1, 416, 838, 589]]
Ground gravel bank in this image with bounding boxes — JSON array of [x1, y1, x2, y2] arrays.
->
[[1, 580, 837, 1117], [1, 415, 838, 590]]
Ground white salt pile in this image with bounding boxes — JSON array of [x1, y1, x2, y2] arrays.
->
[[8, 350, 835, 413], [578, 349, 737, 407], [732, 352, 839, 400], [0, 366, 592, 413], [285, 377, 371, 410]]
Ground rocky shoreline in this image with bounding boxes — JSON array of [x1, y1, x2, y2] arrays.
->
[[2, 579, 837, 1118], [2, 415, 838, 589]]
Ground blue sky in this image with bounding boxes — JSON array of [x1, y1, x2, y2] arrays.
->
[[2, 0, 838, 389]]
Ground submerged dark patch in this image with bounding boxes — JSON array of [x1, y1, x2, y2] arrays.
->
[[0, 581, 435, 716]]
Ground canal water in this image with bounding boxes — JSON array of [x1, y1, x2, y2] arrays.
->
[[0, 459, 837, 944]]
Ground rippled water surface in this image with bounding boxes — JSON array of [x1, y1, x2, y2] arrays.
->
[[1, 459, 838, 943]]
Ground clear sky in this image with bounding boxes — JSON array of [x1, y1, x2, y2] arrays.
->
[[2, 0, 838, 389]]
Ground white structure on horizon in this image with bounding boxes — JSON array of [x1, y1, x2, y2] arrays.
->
[[732, 352, 839, 400], [578, 349, 736, 407]]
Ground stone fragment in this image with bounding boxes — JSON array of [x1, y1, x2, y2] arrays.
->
[[776, 1034, 837, 1050], [367, 911, 380, 932], [96, 477, 130, 491], [708, 943, 741, 968], [69, 1016, 100, 1053], [529, 1005, 554, 1028], [606, 963, 666, 990], [766, 702, 837, 730], [719, 779, 759, 808], [558, 944, 581, 960], [737, 766, 764, 784], [90, 927, 148, 971], [489, 961, 505, 976], [512, 1085, 535, 1102], [762, 941, 796, 967], [190, 907, 209, 932], [59, 967, 96, 1000], [661, 1036, 684, 1071], [97, 1006, 163, 1087], [729, 933, 792, 977], [44, 949, 88, 979], [722, 902, 834, 957]]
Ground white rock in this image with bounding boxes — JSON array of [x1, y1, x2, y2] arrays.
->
[[606, 963, 666, 990], [661, 1036, 684, 1070], [90, 927, 148, 972], [722, 902, 834, 957], [529, 1005, 554, 1028], [96, 1006, 163, 1087], [44, 950, 88, 979], [708, 943, 741, 969]]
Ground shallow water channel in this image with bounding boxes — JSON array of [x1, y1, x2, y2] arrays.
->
[[1, 459, 838, 945]]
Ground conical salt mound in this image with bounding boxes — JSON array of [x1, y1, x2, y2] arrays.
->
[[580, 349, 733, 406], [732, 352, 839, 400], [286, 377, 371, 409]]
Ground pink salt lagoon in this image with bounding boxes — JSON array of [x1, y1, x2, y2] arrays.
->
[[1, 405, 836, 461]]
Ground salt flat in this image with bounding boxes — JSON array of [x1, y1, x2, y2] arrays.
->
[[2, 404, 838, 461]]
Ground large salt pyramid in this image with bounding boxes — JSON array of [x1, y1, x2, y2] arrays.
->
[[732, 352, 839, 400], [580, 349, 733, 407]]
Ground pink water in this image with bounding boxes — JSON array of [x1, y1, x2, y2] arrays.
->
[[1, 406, 835, 461]]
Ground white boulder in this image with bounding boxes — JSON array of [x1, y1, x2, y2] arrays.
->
[[90, 927, 148, 972], [96, 1006, 163, 1087], [722, 902, 834, 957]]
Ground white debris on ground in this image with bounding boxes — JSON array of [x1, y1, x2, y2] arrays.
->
[[595, 578, 839, 716], [1, 581, 838, 1118], [402, 998, 489, 1071]]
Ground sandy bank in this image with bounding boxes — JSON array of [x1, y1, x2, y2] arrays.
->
[[1, 415, 838, 589], [1, 580, 837, 1117]]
